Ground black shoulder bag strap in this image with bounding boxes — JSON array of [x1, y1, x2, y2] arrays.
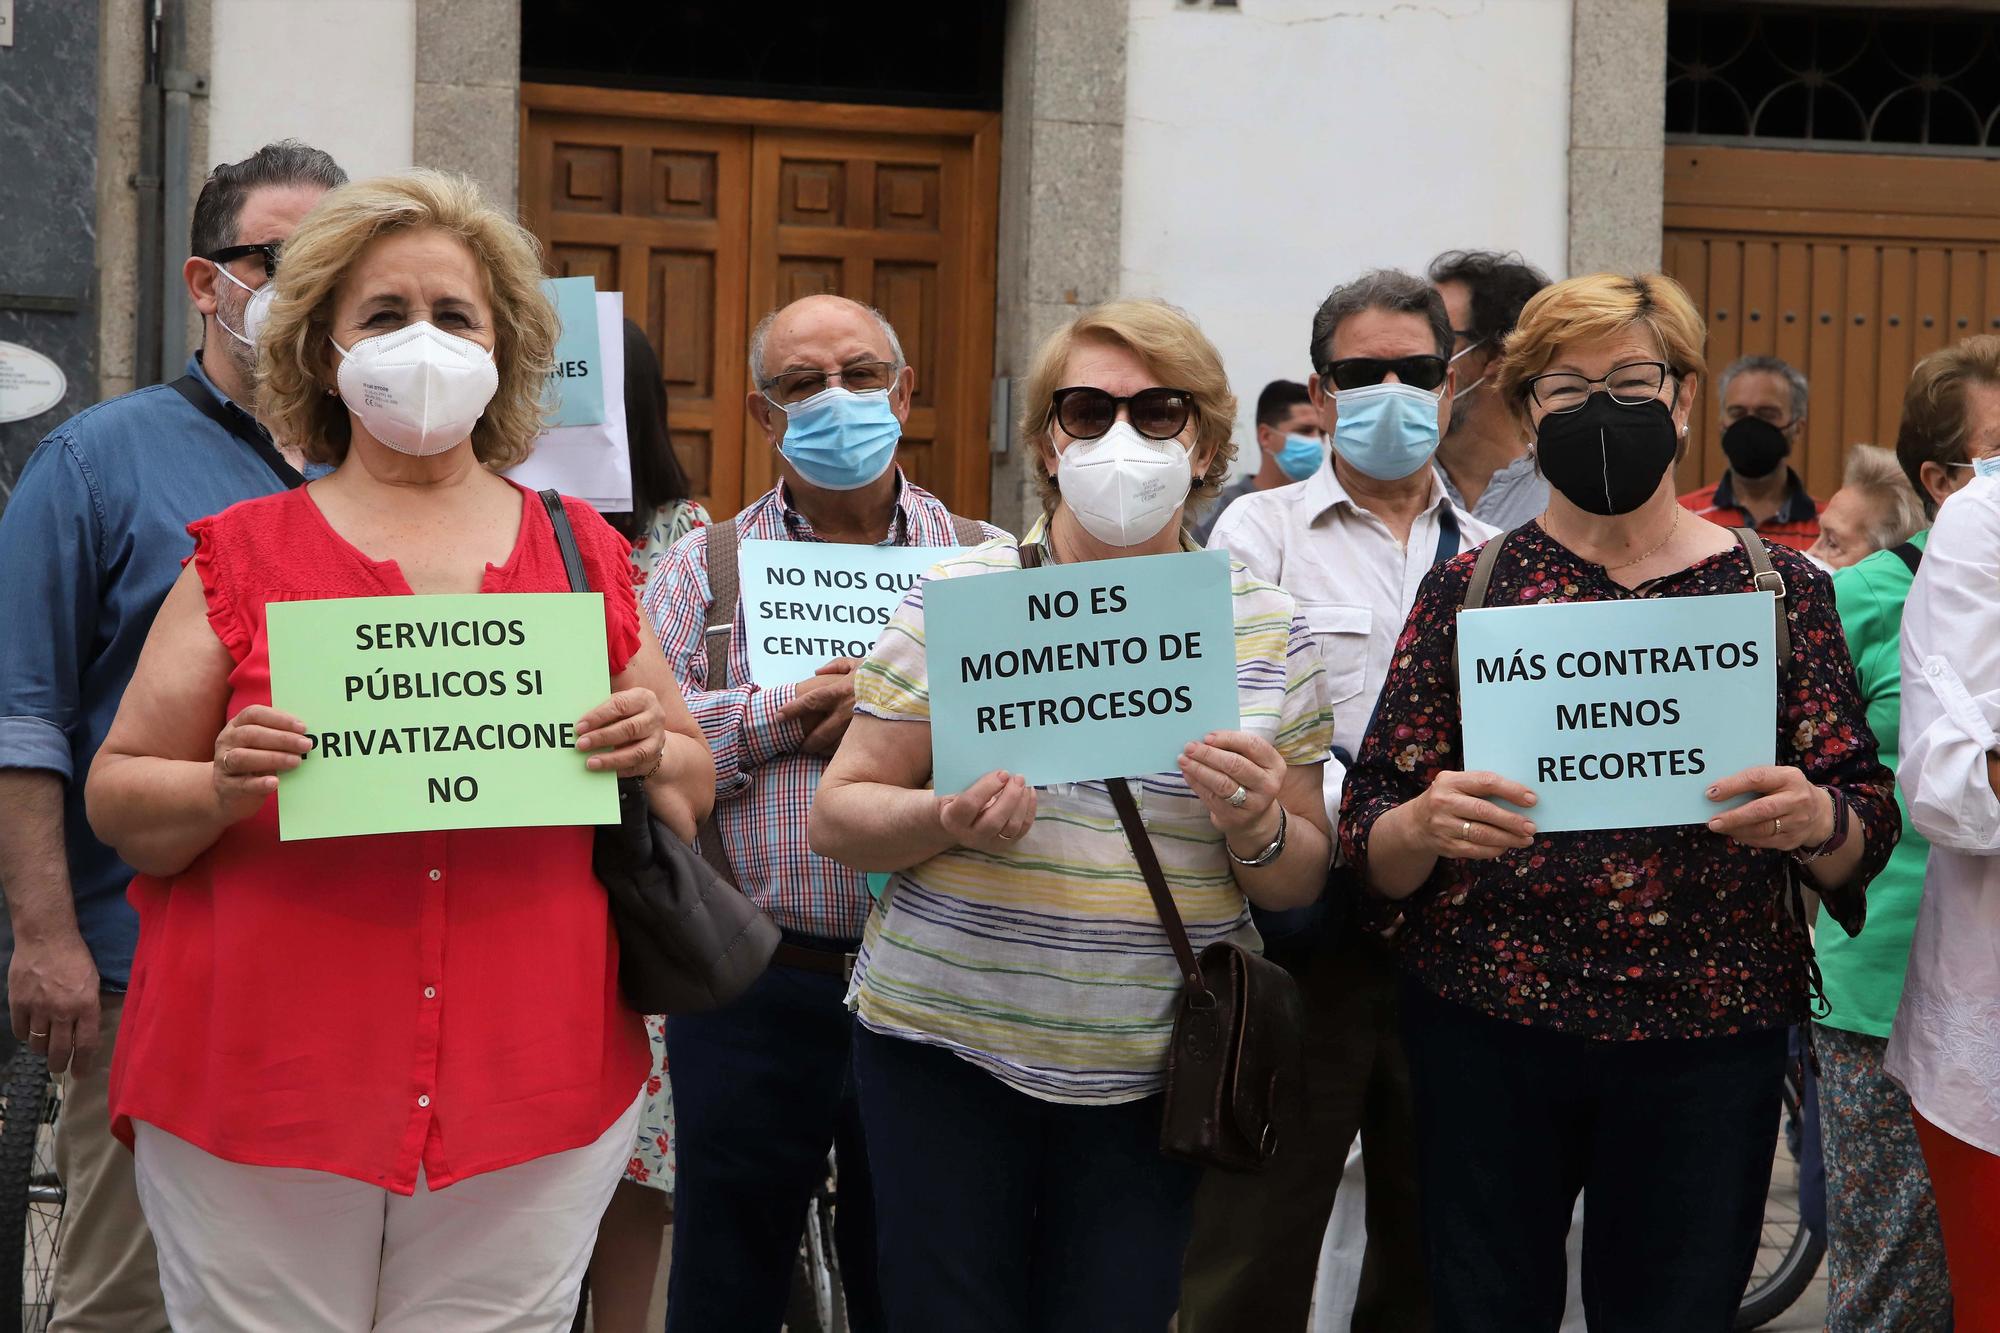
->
[[1891, 541, 1923, 576], [1107, 776, 1211, 999], [168, 374, 305, 489], [1434, 504, 1462, 567]]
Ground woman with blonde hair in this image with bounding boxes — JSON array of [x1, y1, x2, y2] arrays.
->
[[86, 170, 714, 1332], [810, 298, 1333, 1331], [1339, 273, 1898, 1330]]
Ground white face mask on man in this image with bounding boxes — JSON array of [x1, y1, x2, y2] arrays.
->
[[331, 321, 499, 457], [1053, 420, 1193, 548], [209, 261, 276, 350]]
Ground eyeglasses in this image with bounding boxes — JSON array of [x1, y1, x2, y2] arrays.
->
[[204, 243, 282, 281], [1526, 360, 1672, 413], [1048, 385, 1196, 442], [1320, 356, 1449, 392], [760, 360, 899, 407]]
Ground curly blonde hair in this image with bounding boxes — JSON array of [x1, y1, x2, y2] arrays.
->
[[258, 170, 559, 468], [1019, 299, 1239, 516], [1494, 272, 1708, 422]]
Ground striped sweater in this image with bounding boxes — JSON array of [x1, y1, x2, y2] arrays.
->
[[846, 529, 1332, 1105]]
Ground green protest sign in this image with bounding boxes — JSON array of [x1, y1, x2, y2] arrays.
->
[[266, 593, 619, 840], [924, 549, 1240, 794]]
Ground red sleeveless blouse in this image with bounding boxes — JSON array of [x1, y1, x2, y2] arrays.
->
[[108, 481, 650, 1193]]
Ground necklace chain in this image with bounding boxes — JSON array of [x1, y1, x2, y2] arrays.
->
[[1540, 506, 1681, 571]]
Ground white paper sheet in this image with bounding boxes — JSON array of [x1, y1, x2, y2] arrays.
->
[[506, 291, 632, 512]]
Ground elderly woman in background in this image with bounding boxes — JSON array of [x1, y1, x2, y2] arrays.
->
[[1806, 443, 1926, 571], [85, 171, 714, 1333], [1340, 273, 1897, 1332], [810, 299, 1332, 1332]]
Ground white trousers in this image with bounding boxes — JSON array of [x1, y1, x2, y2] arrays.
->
[[131, 1095, 640, 1333]]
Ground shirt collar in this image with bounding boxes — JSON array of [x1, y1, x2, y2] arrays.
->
[[1712, 466, 1817, 524], [1303, 457, 1454, 525], [776, 467, 916, 545]]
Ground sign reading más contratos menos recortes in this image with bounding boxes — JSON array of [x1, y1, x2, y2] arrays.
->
[[1455, 591, 1777, 833]]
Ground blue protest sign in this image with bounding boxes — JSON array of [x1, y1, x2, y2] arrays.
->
[[925, 549, 1240, 794], [1455, 591, 1777, 833], [540, 276, 606, 428], [739, 541, 967, 687]]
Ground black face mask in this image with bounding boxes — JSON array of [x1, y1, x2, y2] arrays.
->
[[1536, 394, 1680, 516], [1721, 415, 1791, 480]]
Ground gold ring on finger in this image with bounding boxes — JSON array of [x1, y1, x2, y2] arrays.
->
[[1773, 816, 1782, 837], [1460, 820, 1471, 839], [217, 750, 233, 777]]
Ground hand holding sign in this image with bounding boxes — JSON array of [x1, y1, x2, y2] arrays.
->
[[1179, 730, 1287, 841], [213, 705, 314, 817], [576, 687, 671, 776], [779, 658, 861, 755], [1406, 770, 1540, 861], [938, 769, 1039, 852], [1705, 765, 1834, 852]]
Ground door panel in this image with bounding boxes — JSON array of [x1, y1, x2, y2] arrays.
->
[[522, 87, 999, 520], [1664, 145, 2000, 496]]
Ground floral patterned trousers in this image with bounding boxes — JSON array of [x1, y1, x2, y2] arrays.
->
[[1814, 1023, 1951, 1331]]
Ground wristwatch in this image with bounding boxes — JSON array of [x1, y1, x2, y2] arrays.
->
[[1227, 805, 1289, 868], [1793, 785, 1849, 863]]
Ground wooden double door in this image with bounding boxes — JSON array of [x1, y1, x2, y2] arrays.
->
[[521, 85, 1001, 519], [1664, 144, 2000, 499]]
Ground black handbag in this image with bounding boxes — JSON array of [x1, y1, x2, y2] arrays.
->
[[538, 490, 779, 1014]]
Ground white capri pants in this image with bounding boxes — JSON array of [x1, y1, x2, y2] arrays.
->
[[131, 1094, 640, 1333]]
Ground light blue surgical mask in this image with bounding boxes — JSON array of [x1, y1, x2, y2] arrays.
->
[[1275, 432, 1325, 481], [1975, 455, 2000, 480], [1330, 382, 1441, 481], [779, 386, 901, 491]]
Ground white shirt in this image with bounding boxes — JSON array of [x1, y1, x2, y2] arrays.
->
[[1891, 474, 2000, 1156], [1207, 463, 1499, 828]]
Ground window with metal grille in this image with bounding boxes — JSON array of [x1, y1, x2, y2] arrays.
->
[[1667, 3, 2000, 155]]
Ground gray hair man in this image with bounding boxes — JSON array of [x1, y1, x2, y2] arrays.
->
[[1681, 353, 1823, 549], [0, 138, 346, 1332], [641, 292, 1003, 1333], [1184, 269, 1496, 1331]]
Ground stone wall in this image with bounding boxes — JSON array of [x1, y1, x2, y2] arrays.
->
[[1568, 0, 1667, 277], [416, 0, 520, 210]]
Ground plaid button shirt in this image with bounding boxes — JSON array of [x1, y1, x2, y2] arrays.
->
[[642, 473, 1007, 940]]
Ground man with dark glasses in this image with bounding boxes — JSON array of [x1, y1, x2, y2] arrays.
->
[[1188, 269, 1493, 1333], [0, 140, 343, 1333]]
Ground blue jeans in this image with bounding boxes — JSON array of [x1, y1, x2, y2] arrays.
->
[[851, 1021, 1200, 1333], [664, 951, 883, 1333], [1401, 981, 1786, 1333]]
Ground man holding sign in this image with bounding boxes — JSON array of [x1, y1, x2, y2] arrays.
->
[[642, 295, 996, 1333], [1339, 273, 1898, 1331], [810, 300, 1332, 1331]]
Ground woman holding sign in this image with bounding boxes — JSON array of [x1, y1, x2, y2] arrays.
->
[[1338, 272, 1898, 1332], [85, 171, 714, 1332], [810, 299, 1334, 1332]]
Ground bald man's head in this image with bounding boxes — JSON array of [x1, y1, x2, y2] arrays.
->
[[749, 295, 905, 387]]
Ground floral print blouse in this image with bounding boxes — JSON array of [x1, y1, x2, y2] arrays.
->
[[1339, 524, 1898, 1041]]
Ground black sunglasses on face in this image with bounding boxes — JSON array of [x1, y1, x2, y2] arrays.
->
[[1049, 385, 1196, 442], [204, 242, 282, 280], [1320, 355, 1449, 392]]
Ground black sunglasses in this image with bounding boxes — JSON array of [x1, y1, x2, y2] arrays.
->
[[1320, 355, 1449, 392], [1049, 385, 1196, 442], [204, 242, 282, 280]]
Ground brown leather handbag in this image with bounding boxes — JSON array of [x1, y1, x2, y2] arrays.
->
[[1105, 777, 1305, 1173]]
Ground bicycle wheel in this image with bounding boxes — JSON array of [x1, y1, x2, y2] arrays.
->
[[1736, 1066, 1824, 1330]]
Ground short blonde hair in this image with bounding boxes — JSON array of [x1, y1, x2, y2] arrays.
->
[[1495, 273, 1708, 420], [1018, 299, 1238, 516], [1840, 443, 1927, 551], [259, 170, 559, 468]]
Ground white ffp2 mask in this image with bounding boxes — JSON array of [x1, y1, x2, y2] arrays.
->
[[332, 322, 499, 457], [1054, 420, 1193, 548]]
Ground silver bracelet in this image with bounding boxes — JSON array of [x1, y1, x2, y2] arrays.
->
[[1226, 805, 1288, 867]]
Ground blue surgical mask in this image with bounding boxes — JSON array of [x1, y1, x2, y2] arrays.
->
[[779, 386, 901, 491], [1275, 432, 1325, 481], [1331, 382, 1441, 481], [1976, 455, 2000, 480]]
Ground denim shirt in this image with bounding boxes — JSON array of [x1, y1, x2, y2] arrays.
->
[[0, 355, 314, 987]]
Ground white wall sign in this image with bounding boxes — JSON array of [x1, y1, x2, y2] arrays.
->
[[0, 341, 68, 423], [0, 0, 16, 49]]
